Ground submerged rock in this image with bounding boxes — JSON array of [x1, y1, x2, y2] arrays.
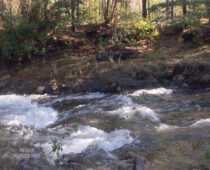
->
[[182, 83, 189, 88], [116, 86, 122, 92], [36, 86, 46, 94]]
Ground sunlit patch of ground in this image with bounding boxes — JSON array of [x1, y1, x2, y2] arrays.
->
[[0, 33, 209, 94]]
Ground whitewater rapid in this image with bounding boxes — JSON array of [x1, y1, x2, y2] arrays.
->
[[0, 87, 209, 166]]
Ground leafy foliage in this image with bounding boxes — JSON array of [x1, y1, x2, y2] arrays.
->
[[0, 0, 78, 65], [112, 19, 159, 45]]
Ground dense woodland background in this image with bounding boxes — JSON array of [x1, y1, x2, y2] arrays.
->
[[0, 0, 209, 69]]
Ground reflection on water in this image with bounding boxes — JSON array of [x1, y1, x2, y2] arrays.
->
[[0, 88, 210, 169]]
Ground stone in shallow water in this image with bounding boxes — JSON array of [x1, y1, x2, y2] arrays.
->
[[51, 84, 58, 91], [36, 86, 46, 94], [182, 83, 189, 88]]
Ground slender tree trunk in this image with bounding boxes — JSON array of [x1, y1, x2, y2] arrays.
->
[[205, 0, 210, 24], [183, 0, 187, 16], [110, 0, 118, 22], [142, 0, 147, 18], [0, 0, 5, 11], [148, 0, 150, 19], [104, 0, 110, 24], [166, 0, 169, 18], [71, 1, 76, 32], [103, 0, 118, 27], [171, 0, 174, 20]]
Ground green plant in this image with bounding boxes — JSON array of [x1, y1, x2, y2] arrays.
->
[[50, 139, 63, 167], [0, 0, 77, 66], [112, 19, 159, 45], [0, 17, 47, 64]]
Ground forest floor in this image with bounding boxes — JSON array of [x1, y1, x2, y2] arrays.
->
[[0, 31, 210, 95]]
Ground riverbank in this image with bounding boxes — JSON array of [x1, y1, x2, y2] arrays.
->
[[0, 35, 209, 95]]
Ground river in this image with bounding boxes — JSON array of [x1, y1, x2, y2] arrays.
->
[[0, 87, 209, 169]]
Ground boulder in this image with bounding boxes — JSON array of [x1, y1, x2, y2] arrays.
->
[[96, 50, 139, 61], [116, 86, 122, 92], [182, 82, 189, 88], [36, 86, 46, 94], [51, 84, 58, 91]]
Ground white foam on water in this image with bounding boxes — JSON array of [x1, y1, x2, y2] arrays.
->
[[107, 95, 160, 122], [129, 88, 173, 97], [49, 92, 107, 104], [108, 105, 159, 122], [38, 126, 133, 163], [156, 124, 179, 132], [191, 118, 210, 127], [0, 94, 57, 128]]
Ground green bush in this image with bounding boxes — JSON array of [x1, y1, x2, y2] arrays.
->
[[112, 20, 159, 45], [0, 0, 73, 66], [0, 14, 47, 64]]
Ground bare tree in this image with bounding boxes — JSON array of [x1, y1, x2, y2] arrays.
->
[[102, 0, 118, 27]]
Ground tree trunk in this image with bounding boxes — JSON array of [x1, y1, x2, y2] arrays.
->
[[110, 0, 118, 22], [183, 0, 187, 16], [171, 0, 174, 20], [166, 0, 169, 18], [0, 0, 5, 11], [148, 0, 150, 19], [142, 0, 147, 18], [71, 1, 76, 32], [205, 0, 210, 24], [103, 0, 118, 27]]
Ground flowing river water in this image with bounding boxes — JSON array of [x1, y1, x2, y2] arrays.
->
[[0, 88, 209, 169]]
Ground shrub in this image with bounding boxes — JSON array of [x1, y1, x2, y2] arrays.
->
[[0, 0, 72, 66], [112, 20, 159, 45], [0, 13, 47, 65]]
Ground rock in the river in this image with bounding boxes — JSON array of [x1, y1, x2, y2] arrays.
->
[[36, 86, 46, 94], [51, 83, 58, 91], [133, 157, 151, 170], [182, 82, 189, 88], [116, 86, 122, 92], [0, 75, 11, 88], [96, 50, 139, 61]]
